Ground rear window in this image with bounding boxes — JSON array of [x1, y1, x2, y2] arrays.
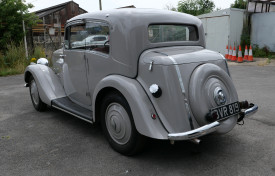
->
[[148, 24, 198, 43]]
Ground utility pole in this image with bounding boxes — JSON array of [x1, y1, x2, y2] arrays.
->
[[22, 20, 28, 59], [99, 0, 102, 10]]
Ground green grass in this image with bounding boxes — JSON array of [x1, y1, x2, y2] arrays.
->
[[0, 43, 47, 77], [0, 62, 27, 76]]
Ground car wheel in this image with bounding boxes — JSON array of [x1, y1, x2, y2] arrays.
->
[[29, 76, 47, 111], [100, 91, 146, 155]]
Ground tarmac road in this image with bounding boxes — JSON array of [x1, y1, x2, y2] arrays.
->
[[0, 65, 275, 176]]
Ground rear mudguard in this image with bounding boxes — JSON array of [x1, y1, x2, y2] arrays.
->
[[93, 75, 168, 139], [24, 64, 66, 105]]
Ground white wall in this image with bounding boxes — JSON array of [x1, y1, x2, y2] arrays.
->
[[251, 12, 275, 52]]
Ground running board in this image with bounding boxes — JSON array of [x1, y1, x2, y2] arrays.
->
[[52, 97, 93, 124]]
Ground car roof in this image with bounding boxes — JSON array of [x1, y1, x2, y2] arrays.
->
[[65, 8, 205, 78], [67, 8, 201, 26]]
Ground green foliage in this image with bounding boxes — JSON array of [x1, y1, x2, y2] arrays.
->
[[0, 0, 39, 52], [177, 0, 215, 16], [253, 45, 270, 58], [231, 0, 247, 9], [3, 42, 27, 67], [240, 24, 250, 53], [32, 46, 46, 60], [0, 42, 29, 76], [165, 4, 177, 11]]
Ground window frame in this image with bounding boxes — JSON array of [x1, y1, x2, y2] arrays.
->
[[147, 23, 199, 43]]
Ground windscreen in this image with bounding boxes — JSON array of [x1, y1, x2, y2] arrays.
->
[[148, 24, 198, 43]]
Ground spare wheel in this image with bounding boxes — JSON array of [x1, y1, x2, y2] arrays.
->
[[189, 63, 238, 133]]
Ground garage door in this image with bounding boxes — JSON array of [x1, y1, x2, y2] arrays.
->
[[201, 16, 229, 55]]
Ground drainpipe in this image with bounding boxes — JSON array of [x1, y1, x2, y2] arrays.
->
[[99, 0, 102, 10]]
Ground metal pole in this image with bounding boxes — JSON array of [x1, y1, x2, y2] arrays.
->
[[43, 17, 47, 56], [99, 0, 102, 10], [22, 20, 28, 59]]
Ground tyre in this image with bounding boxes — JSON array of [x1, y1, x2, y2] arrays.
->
[[29, 76, 47, 111], [100, 91, 146, 155]]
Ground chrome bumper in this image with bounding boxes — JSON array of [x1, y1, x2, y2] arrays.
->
[[168, 103, 258, 141], [168, 121, 220, 140], [243, 103, 258, 118]]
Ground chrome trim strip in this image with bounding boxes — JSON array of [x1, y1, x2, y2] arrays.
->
[[244, 104, 258, 118], [167, 56, 186, 94], [52, 105, 93, 124], [168, 121, 220, 140]]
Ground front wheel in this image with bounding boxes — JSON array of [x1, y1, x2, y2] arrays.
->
[[29, 76, 47, 111], [100, 91, 146, 155]]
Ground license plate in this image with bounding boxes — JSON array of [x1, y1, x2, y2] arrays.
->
[[211, 101, 240, 120]]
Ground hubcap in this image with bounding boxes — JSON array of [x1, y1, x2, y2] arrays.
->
[[30, 80, 39, 106], [214, 87, 227, 106], [105, 103, 132, 145]]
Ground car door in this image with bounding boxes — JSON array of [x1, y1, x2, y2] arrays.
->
[[84, 21, 111, 94], [63, 23, 92, 106]]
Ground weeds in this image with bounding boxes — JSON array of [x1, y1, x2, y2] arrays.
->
[[0, 42, 50, 76], [0, 42, 28, 76]]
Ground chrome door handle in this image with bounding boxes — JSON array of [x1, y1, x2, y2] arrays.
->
[[60, 54, 66, 58]]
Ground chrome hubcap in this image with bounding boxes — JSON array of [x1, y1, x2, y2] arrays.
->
[[30, 80, 39, 106], [105, 103, 131, 145], [214, 87, 227, 106]]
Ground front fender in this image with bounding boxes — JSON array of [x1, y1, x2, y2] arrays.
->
[[24, 64, 66, 105], [93, 75, 168, 139]]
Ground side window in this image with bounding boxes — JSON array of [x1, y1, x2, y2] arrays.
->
[[85, 22, 110, 54], [69, 24, 87, 49]]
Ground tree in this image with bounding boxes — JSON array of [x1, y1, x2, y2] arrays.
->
[[231, 0, 247, 9], [165, 3, 177, 11], [0, 0, 39, 52], [177, 0, 215, 16]]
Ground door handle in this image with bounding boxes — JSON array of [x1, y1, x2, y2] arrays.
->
[[60, 54, 66, 58]]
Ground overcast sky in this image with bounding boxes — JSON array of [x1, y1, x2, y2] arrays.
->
[[26, 0, 236, 13]]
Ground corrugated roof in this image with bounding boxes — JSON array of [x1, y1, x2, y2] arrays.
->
[[34, 1, 87, 18], [36, 6, 64, 18], [34, 1, 71, 14]]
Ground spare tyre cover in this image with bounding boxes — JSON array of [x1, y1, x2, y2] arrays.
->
[[189, 63, 238, 134]]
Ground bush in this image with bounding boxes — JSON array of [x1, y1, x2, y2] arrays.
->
[[253, 45, 270, 57], [0, 42, 29, 76], [32, 46, 46, 60], [4, 42, 28, 68]]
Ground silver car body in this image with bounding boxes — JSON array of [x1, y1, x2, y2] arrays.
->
[[24, 9, 257, 141]]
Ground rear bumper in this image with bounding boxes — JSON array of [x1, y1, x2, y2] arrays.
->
[[168, 103, 258, 141]]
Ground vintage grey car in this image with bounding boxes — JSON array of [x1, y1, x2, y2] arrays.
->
[[24, 8, 258, 155]]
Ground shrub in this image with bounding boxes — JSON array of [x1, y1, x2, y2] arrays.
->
[[253, 45, 270, 57], [0, 42, 29, 76], [32, 46, 46, 60], [3, 42, 28, 68]]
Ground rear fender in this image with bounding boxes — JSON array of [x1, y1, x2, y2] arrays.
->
[[93, 75, 168, 139], [24, 64, 66, 105]]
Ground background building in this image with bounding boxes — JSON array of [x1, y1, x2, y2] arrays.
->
[[198, 8, 246, 55], [30, 1, 87, 56]]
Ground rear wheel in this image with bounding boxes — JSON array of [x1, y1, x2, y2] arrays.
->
[[29, 76, 47, 111], [100, 91, 146, 155]]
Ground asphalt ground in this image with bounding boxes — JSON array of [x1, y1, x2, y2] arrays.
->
[[0, 65, 275, 176]]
